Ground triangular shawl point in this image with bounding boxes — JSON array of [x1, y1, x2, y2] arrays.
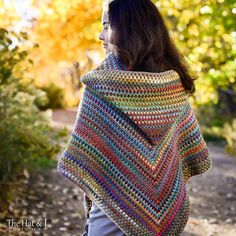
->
[[58, 52, 212, 236]]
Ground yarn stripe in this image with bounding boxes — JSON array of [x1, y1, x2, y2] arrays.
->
[[57, 52, 212, 235]]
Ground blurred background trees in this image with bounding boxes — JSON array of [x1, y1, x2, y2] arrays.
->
[[4, 0, 235, 107]]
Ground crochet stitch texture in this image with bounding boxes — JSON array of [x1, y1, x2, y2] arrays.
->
[[57, 52, 212, 236]]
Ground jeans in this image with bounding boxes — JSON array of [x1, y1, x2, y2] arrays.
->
[[82, 202, 126, 236]]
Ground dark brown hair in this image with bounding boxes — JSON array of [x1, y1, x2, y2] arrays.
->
[[108, 0, 196, 94]]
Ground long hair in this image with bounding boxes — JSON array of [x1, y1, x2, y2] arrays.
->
[[107, 0, 196, 94]]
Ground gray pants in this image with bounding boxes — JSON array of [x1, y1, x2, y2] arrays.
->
[[82, 202, 126, 236]]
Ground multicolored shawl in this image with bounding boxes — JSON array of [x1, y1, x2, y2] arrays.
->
[[57, 52, 212, 236]]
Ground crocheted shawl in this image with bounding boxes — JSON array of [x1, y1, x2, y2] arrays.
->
[[57, 52, 212, 236]]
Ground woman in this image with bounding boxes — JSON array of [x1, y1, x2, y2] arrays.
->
[[57, 0, 212, 235]]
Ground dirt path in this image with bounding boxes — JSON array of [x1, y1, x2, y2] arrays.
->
[[183, 143, 236, 236], [0, 109, 235, 236]]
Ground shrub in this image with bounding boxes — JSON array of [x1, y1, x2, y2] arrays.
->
[[0, 28, 65, 186], [222, 119, 236, 156], [36, 82, 66, 110]]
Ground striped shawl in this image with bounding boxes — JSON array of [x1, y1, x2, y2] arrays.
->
[[57, 52, 212, 236]]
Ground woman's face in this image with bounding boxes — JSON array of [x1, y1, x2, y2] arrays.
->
[[99, 11, 114, 54]]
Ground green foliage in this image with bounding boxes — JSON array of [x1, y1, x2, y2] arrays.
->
[[201, 126, 225, 143], [0, 28, 65, 186], [196, 102, 232, 127], [36, 83, 66, 110], [154, 0, 236, 105], [153, 0, 236, 152], [222, 119, 236, 156]]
